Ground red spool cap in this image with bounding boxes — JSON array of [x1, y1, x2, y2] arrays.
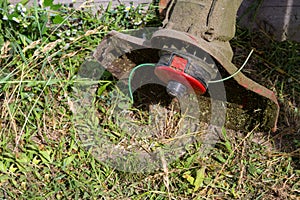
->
[[154, 55, 207, 94]]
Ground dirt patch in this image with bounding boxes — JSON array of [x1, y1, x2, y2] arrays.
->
[[107, 49, 275, 132]]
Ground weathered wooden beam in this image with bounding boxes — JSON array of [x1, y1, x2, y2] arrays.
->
[[238, 0, 300, 42]]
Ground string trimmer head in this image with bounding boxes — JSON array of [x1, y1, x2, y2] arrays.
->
[[92, 0, 279, 132], [154, 51, 217, 97]]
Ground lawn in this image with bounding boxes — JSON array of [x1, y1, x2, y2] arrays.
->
[[0, 0, 299, 199]]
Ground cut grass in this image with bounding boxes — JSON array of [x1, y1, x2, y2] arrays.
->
[[0, 1, 299, 199]]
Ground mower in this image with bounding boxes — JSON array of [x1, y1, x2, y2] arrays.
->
[[72, 0, 281, 172], [92, 0, 279, 132]]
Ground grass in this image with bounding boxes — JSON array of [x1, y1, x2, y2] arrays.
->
[[0, 1, 299, 199]]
